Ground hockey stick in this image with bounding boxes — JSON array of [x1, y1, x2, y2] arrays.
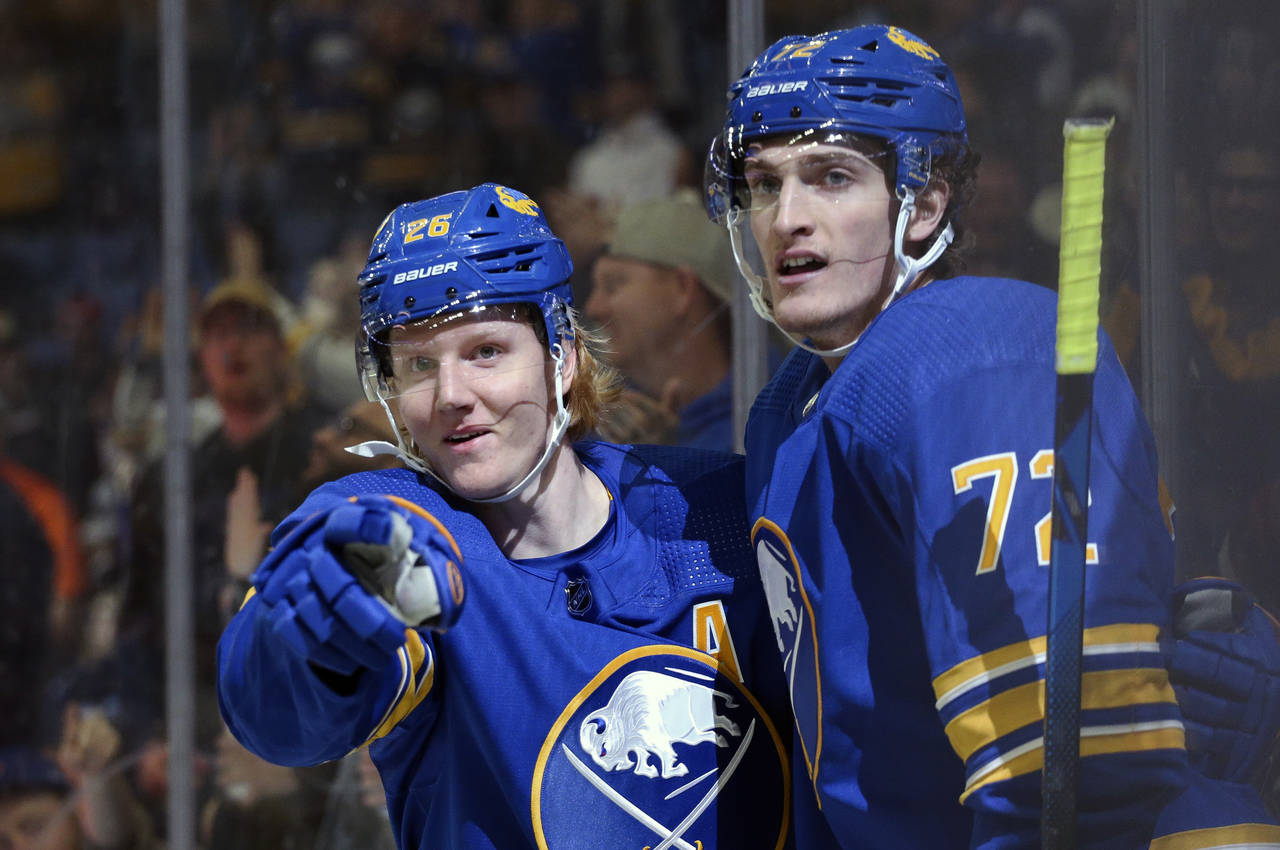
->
[[1041, 116, 1113, 850]]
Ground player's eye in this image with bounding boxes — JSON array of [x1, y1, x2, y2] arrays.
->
[[821, 167, 854, 188], [407, 355, 437, 374], [745, 170, 781, 197], [473, 344, 501, 361]]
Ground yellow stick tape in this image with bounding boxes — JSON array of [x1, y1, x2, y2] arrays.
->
[[1056, 117, 1114, 375]]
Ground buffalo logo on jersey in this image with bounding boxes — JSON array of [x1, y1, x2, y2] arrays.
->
[[752, 518, 823, 786], [532, 646, 789, 850]]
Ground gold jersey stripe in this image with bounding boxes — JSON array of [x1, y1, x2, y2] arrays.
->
[[945, 666, 1176, 761], [933, 623, 1161, 708], [363, 628, 435, 746], [1149, 823, 1280, 849], [958, 723, 1185, 803]]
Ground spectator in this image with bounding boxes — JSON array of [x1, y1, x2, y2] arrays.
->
[[0, 737, 154, 850], [585, 189, 739, 452], [120, 279, 328, 749], [1177, 139, 1280, 595], [211, 398, 401, 850], [202, 727, 334, 850]]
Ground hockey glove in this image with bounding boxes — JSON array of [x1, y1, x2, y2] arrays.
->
[[320, 495, 465, 631], [1168, 577, 1280, 788], [249, 497, 464, 677]]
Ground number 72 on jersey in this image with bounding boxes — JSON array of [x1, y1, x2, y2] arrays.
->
[[951, 450, 1098, 575]]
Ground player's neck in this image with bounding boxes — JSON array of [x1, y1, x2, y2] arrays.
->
[[477, 447, 610, 560]]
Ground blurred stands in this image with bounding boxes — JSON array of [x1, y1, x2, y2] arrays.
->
[[4, 0, 1277, 845]]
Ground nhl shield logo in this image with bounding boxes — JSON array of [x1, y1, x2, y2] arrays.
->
[[751, 518, 823, 786], [532, 645, 789, 850]]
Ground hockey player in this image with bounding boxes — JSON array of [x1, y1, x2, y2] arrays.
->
[[215, 183, 820, 850], [704, 24, 1280, 848]]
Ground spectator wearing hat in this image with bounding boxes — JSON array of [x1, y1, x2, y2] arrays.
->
[[118, 280, 328, 752], [586, 189, 756, 452]]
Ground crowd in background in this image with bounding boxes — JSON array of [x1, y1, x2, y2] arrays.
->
[[1, 0, 1279, 846]]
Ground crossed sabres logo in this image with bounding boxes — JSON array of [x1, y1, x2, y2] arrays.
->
[[532, 645, 788, 850]]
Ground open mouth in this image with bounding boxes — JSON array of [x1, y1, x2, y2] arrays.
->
[[445, 429, 489, 444], [778, 255, 827, 277]]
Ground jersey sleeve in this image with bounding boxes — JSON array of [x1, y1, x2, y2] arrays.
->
[[875, 336, 1194, 843], [216, 481, 442, 767], [910, 351, 1186, 844], [827, 321, 1189, 845]]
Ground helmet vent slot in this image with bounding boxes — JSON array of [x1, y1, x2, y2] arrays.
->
[[820, 75, 906, 91], [486, 203, 500, 218]]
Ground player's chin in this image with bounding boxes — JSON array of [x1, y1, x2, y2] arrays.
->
[[430, 458, 510, 501], [771, 299, 834, 338]]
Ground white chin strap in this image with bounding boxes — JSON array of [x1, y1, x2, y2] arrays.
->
[[761, 190, 953, 359], [346, 343, 572, 504]]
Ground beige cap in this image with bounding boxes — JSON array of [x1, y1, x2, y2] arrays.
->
[[198, 278, 291, 335], [605, 189, 737, 303]]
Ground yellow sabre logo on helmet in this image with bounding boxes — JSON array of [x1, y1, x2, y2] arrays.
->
[[495, 185, 540, 216], [887, 26, 939, 61]]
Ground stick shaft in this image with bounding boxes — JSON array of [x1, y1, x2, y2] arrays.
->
[[1042, 117, 1113, 850]]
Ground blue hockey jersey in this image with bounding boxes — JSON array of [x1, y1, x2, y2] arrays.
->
[[743, 276, 1280, 848], [218, 441, 831, 850]]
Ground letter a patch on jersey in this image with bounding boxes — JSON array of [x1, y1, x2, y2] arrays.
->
[[532, 646, 790, 850]]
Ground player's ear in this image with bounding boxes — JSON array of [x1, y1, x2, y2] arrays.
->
[[557, 335, 578, 387], [905, 180, 950, 243]]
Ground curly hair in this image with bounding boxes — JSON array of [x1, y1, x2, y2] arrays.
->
[[922, 140, 982, 281]]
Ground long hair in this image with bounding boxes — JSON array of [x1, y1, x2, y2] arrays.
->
[[518, 304, 623, 442], [565, 309, 624, 441]]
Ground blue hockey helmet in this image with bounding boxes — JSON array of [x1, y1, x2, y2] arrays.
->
[[357, 182, 574, 403], [703, 25, 969, 356], [704, 24, 968, 222], [352, 183, 582, 503]]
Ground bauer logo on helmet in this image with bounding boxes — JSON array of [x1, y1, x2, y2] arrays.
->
[[391, 262, 460, 286], [745, 81, 809, 99]]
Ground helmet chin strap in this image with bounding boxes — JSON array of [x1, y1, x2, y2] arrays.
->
[[777, 190, 954, 358], [467, 343, 570, 504], [346, 343, 572, 504]]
